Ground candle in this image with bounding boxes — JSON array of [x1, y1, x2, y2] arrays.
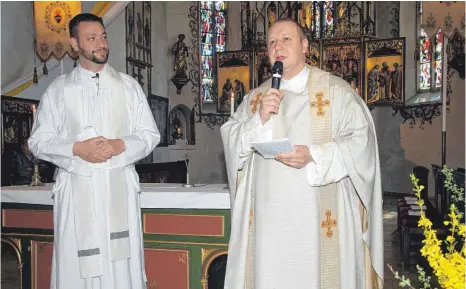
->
[[230, 92, 234, 116], [31, 104, 36, 125], [186, 172, 190, 184]]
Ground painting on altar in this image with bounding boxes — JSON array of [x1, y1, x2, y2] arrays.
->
[[364, 38, 405, 104], [307, 41, 321, 68], [148, 94, 168, 147], [254, 51, 272, 88], [216, 51, 250, 113], [322, 41, 363, 96]]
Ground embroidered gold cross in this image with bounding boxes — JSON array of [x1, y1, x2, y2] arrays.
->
[[321, 209, 337, 238], [311, 91, 330, 116], [249, 92, 263, 114], [249, 210, 254, 226]]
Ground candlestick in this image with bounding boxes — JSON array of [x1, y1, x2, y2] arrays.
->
[[182, 158, 193, 187], [30, 159, 44, 186], [30, 104, 44, 186]]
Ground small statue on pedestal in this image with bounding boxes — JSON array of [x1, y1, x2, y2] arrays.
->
[[171, 34, 189, 94]]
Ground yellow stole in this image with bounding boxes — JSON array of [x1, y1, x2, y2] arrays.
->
[[308, 67, 341, 288]]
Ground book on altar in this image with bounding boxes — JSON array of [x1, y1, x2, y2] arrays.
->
[[251, 138, 294, 159]]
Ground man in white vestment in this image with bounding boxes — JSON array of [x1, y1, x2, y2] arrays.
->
[[221, 19, 384, 289], [28, 13, 160, 289]]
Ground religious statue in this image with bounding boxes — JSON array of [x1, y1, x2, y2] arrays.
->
[[127, 10, 133, 39], [234, 79, 246, 106], [171, 117, 183, 141], [298, 2, 312, 29], [222, 78, 233, 107], [4, 116, 18, 144], [171, 34, 190, 94], [172, 34, 189, 77], [136, 13, 143, 43], [127, 10, 133, 57], [336, 2, 347, 36], [390, 63, 402, 101], [267, 2, 277, 27], [367, 64, 379, 102], [144, 18, 150, 46], [260, 66, 272, 84], [378, 62, 390, 100]]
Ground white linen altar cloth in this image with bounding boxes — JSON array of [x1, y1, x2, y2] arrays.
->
[[1, 183, 230, 209]]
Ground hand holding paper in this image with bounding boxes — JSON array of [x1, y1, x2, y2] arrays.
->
[[251, 138, 294, 159], [275, 145, 312, 169]]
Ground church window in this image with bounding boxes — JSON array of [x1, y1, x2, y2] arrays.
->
[[323, 1, 334, 38], [417, 2, 442, 91], [297, 1, 337, 39], [200, 1, 227, 103]]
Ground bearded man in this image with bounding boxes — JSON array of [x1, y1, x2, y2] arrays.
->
[[28, 13, 160, 289]]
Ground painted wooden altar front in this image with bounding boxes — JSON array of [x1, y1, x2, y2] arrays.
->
[[1, 183, 231, 289]]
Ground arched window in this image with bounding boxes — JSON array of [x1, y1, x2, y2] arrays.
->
[[200, 1, 227, 103], [417, 2, 443, 91]]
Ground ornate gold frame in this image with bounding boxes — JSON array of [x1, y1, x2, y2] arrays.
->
[[200, 248, 228, 289], [1, 237, 23, 289]]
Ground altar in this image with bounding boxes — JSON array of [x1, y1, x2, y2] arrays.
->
[[1, 183, 231, 289]]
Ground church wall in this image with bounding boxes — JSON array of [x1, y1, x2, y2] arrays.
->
[[1, 2, 100, 99], [226, 2, 242, 51], [3, 2, 463, 189], [380, 1, 465, 196], [153, 2, 228, 184], [0, 1, 30, 88], [2, 1, 168, 100], [400, 76, 465, 197]]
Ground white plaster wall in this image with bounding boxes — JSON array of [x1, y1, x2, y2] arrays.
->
[[150, 1, 169, 98], [400, 75, 465, 197], [2, 2, 169, 99], [1, 2, 100, 98], [400, 1, 417, 99], [226, 1, 242, 51], [380, 1, 465, 196], [1, 1, 37, 90], [153, 2, 227, 184]]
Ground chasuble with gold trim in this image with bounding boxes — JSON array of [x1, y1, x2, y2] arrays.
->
[[221, 65, 384, 289]]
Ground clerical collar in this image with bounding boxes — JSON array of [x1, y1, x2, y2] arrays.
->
[[280, 65, 309, 94], [78, 63, 106, 81]]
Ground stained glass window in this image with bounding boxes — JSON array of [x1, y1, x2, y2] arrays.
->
[[323, 1, 334, 38], [200, 1, 226, 102], [418, 2, 442, 91], [419, 28, 431, 90], [434, 30, 443, 87], [313, 2, 321, 38], [297, 2, 338, 39]]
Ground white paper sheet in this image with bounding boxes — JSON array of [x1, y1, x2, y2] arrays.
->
[[251, 138, 294, 159]]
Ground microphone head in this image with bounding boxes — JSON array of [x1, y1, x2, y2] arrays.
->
[[272, 61, 283, 74]]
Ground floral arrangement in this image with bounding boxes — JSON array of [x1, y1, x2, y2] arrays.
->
[[388, 166, 465, 289]]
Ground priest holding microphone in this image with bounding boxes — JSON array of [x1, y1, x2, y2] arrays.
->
[[221, 19, 384, 289]]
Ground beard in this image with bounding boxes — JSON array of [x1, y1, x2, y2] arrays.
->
[[78, 45, 109, 64]]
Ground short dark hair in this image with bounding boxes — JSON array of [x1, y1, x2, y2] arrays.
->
[[69, 13, 104, 38], [268, 19, 307, 41]]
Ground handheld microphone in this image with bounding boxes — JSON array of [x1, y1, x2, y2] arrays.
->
[[271, 61, 283, 90]]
